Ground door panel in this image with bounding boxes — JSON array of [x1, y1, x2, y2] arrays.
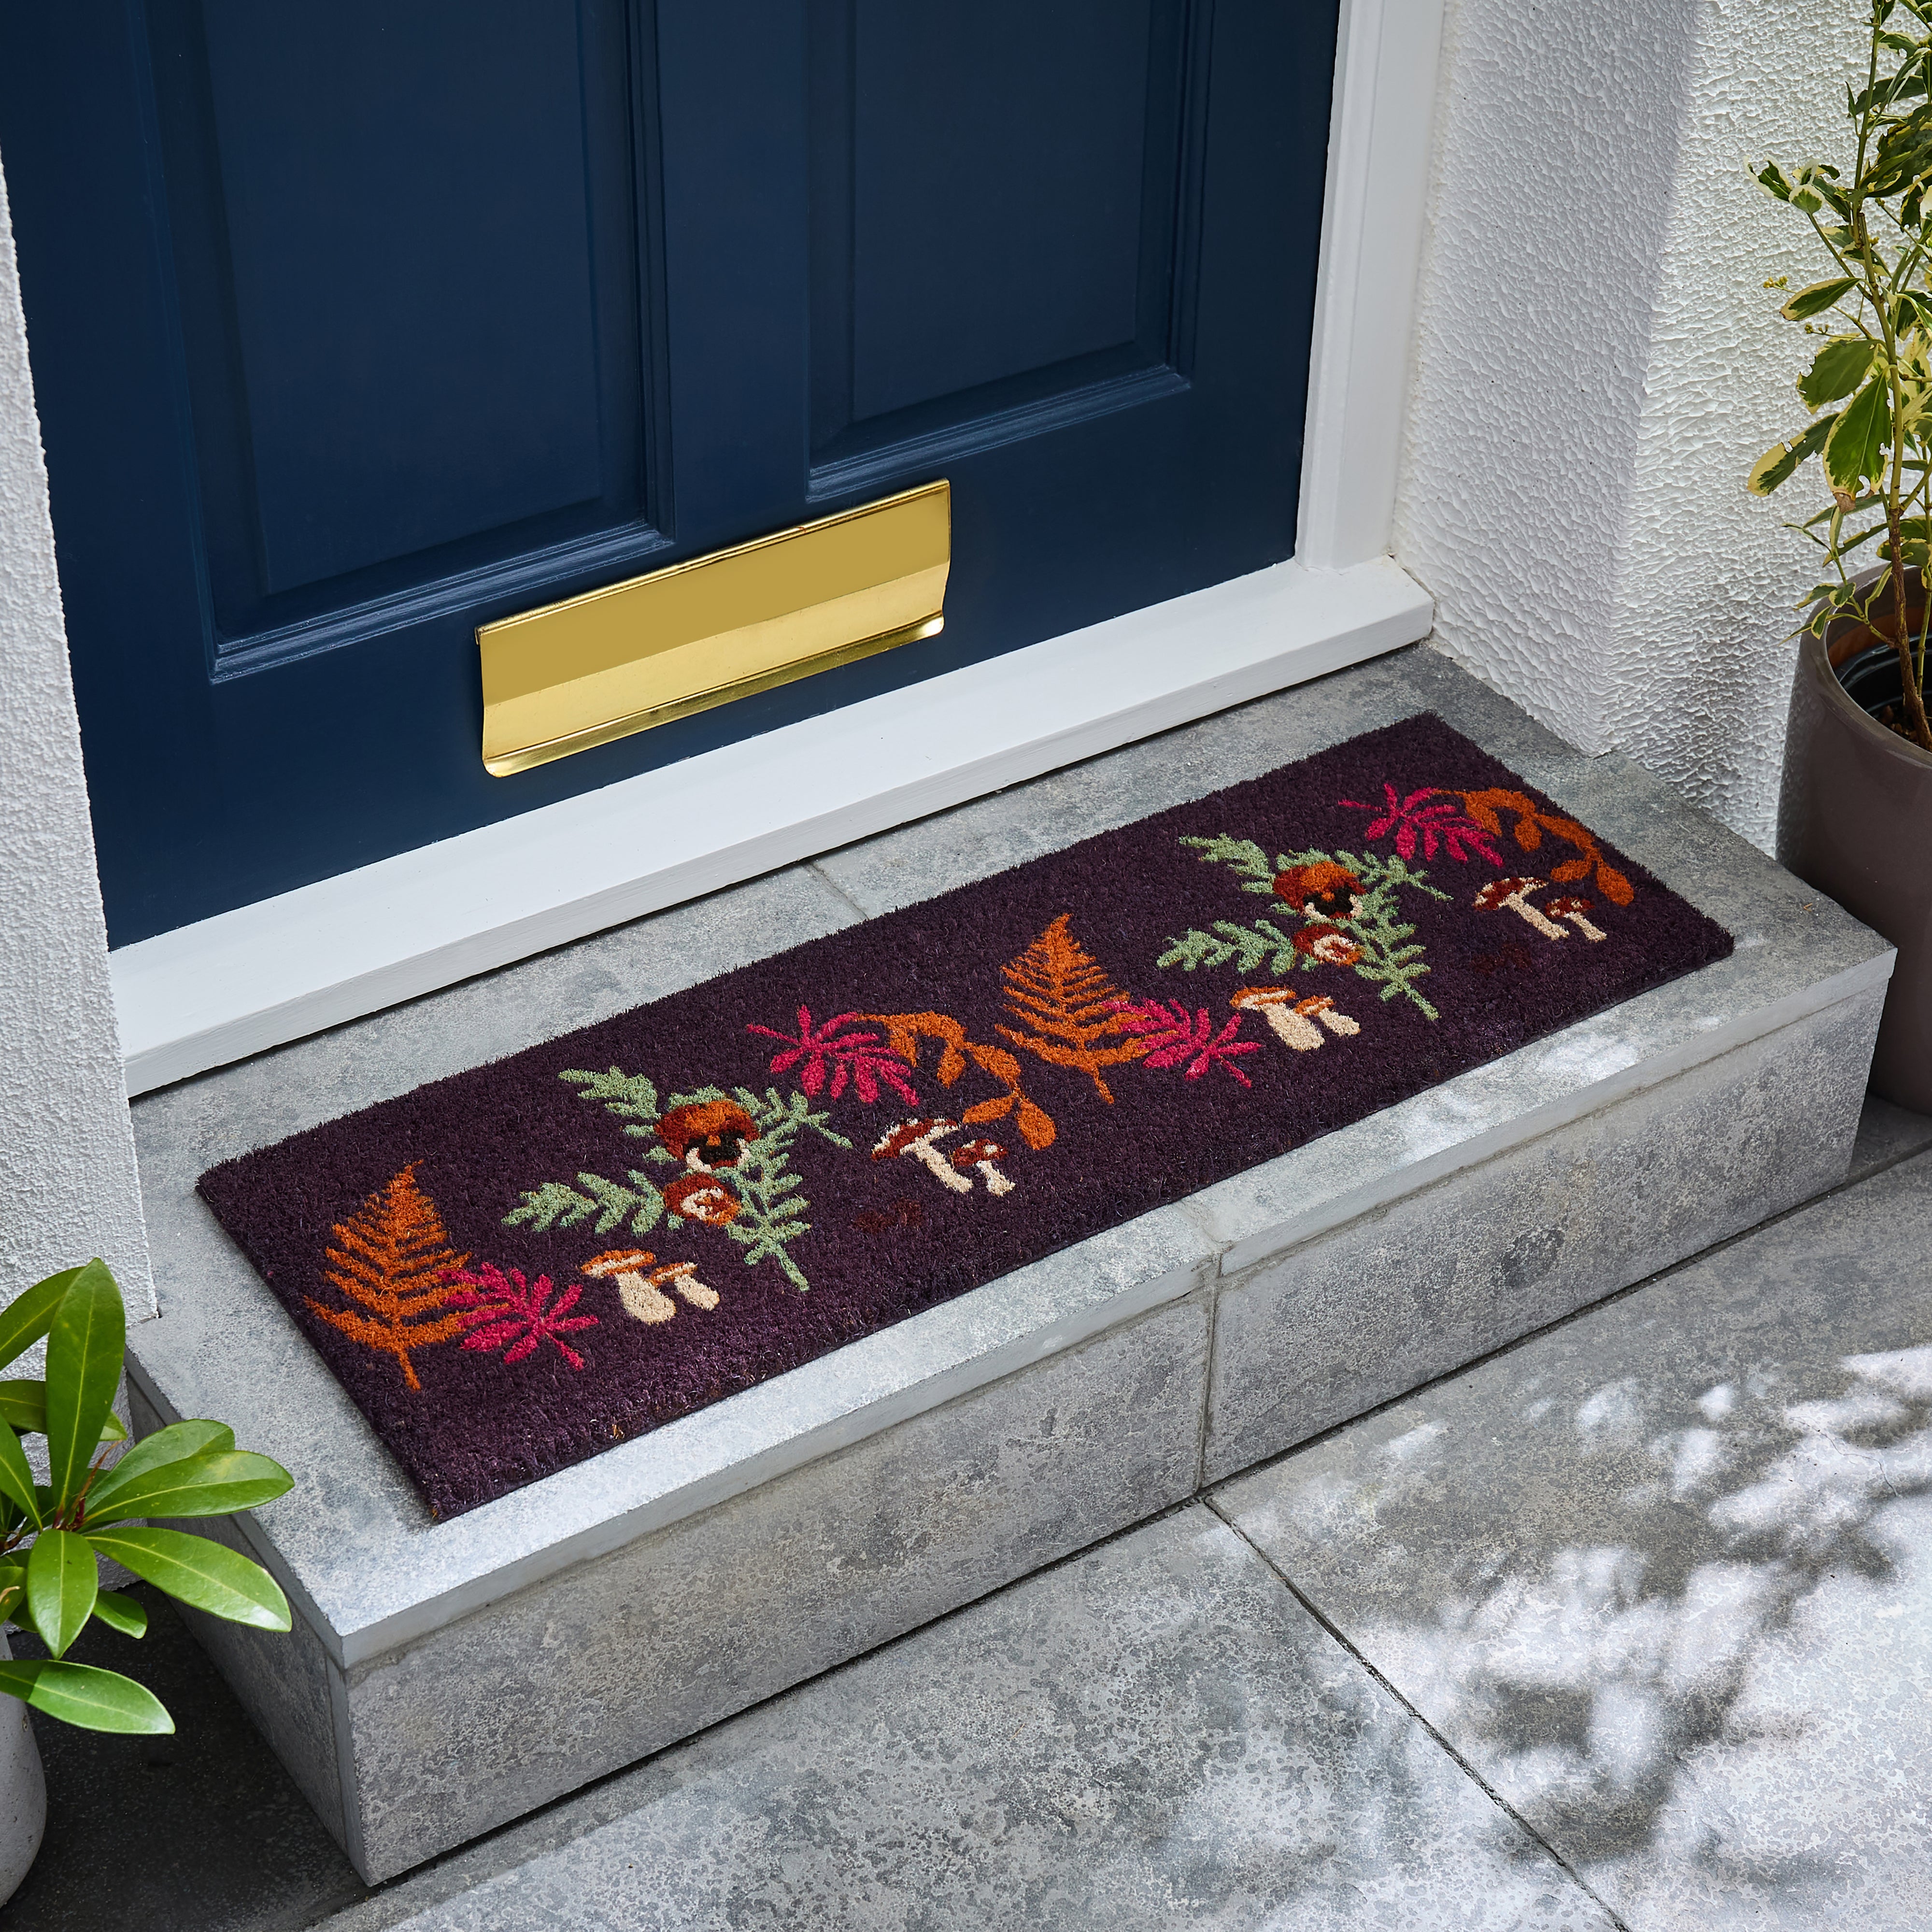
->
[[0, 0, 1338, 946]]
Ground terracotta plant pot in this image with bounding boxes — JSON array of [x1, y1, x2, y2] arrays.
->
[[1777, 578, 1932, 1111], [0, 1626, 47, 1904]]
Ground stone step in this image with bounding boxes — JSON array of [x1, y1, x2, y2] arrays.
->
[[123, 645, 1892, 1882]]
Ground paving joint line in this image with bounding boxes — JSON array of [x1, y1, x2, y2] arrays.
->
[[803, 858, 875, 923], [1201, 1492, 1635, 1932]]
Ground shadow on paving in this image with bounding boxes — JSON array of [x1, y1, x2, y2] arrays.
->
[[0, 1587, 366, 1932]]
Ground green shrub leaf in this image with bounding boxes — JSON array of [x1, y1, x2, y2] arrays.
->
[[43, 1260, 125, 1509], [0, 1268, 83, 1375], [90, 1589, 148, 1639], [1747, 413, 1837, 495], [0, 1380, 126, 1442], [1781, 276, 1858, 320], [27, 1529, 100, 1658], [84, 1526, 292, 1631], [1825, 377, 1894, 492], [0, 1659, 173, 1734], [84, 1419, 238, 1515], [0, 1423, 40, 1529], [1798, 336, 1877, 408], [85, 1450, 292, 1527]]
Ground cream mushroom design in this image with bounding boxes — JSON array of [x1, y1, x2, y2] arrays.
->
[[1471, 876, 1567, 940], [1543, 895, 1606, 941], [950, 1136, 1015, 1195], [871, 1116, 972, 1192], [583, 1247, 721, 1324], [1231, 986, 1362, 1052]]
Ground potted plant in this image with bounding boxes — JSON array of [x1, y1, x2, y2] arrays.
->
[[1751, 0, 1932, 1110], [0, 1259, 294, 1905]]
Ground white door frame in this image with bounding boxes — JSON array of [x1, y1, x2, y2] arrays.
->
[[110, 0, 1446, 1095]]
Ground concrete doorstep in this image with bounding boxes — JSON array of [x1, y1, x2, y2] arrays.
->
[[95, 646, 1894, 1886]]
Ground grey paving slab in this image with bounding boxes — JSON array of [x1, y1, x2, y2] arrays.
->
[[1215, 1147, 1932, 1930], [1847, 1092, 1932, 1185], [315, 1507, 1616, 1932]]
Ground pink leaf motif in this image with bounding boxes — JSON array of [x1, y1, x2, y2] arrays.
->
[[746, 1006, 920, 1105], [444, 1264, 598, 1371], [1339, 782, 1504, 864], [1110, 998, 1260, 1088]]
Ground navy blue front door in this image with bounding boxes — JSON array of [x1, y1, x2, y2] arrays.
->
[[0, 1, 1337, 946]]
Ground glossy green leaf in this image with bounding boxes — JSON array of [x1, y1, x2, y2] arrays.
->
[[90, 1589, 147, 1639], [0, 1267, 82, 1374], [27, 1529, 99, 1658], [0, 1659, 172, 1733], [84, 1450, 292, 1527], [1781, 276, 1857, 320], [84, 1526, 291, 1631], [0, 1380, 126, 1442], [1747, 413, 1837, 495], [43, 1260, 124, 1510], [0, 1562, 23, 1620], [1825, 377, 1894, 492], [1799, 336, 1876, 408], [83, 1419, 237, 1515], [0, 1423, 39, 1529]]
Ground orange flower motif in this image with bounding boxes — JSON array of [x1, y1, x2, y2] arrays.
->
[[1293, 923, 1364, 966], [1272, 861, 1364, 919], [664, 1171, 741, 1225]]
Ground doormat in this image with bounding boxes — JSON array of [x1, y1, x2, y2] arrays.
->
[[198, 714, 1733, 1518]]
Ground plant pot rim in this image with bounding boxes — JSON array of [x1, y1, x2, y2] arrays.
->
[[1800, 623, 1932, 774]]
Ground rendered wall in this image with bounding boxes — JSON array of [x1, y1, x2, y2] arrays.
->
[[1397, 0, 1867, 850], [0, 153, 153, 1325]]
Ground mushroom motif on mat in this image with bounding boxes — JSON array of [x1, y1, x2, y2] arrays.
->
[[1542, 895, 1606, 941], [663, 1172, 741, 1225], [1231, 986, 1360, 1052], [1272, 860, 1364, 920], [1472, 876, 1567, 940], [584, 1248, 722, 1324], [950, 1136, 1015, 1195], [872, 1116, 971, 1193], [657, 1098, 758, 1172]]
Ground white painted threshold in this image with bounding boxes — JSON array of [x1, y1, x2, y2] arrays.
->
[[113, 556, 1432, 1095]]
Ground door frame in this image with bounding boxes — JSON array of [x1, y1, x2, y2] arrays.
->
[[109, 0, 1445, 1094]]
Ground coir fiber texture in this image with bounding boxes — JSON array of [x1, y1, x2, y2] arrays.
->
[[199, 715, 1733, 1517]]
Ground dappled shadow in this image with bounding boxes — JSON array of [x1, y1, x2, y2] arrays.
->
[[1351, 1340, 1932, 1871]]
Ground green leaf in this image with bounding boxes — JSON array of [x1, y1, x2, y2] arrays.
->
[[82, 1419, 236, 1515], [1798, 337, 1876, 408], [0, 1267, 83, 1374], [43, 1259, 125, 1509], [0, 1380, 126, 1442], [1781, 276, 1858, 321], [0, 1660, 172, 1734], [1754, 160, 1793, 201], [84, 1450, 292, 1527], [90, 1589, 147, 1639], [1825, 377, 1895, 493], [0, 1562, 23, 1618], [26, 1529, 99, 1657], [84, 1526, 292, 1631], [0, 1422, 39, 1529], [1747, 413, 1837, 495]]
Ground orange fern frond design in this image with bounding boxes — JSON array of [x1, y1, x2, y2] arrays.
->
[[1457, 787, 1634, 907], [864, 1011, 1057, 1149], [994, 914, 1147, 1104], [309, 1165, 472, 1391]]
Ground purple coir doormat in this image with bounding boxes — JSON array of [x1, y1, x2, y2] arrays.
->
[[199, 714, 1733, 1518]]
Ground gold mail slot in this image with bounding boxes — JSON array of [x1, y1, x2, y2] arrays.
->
[[479, 479, 950, 776]]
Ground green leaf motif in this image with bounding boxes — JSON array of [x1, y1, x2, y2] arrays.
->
[[43, 1260, 124, 1510], [1825, 377, 1894, 493], [559, 1067, 661, 1131], [27, 1528, 99, 1658], [503, 1170, 664, 1238], [0, 1659, 172, 1734], [85, 1526, 292, 1631], [1780, 276, 1857, 321], [1798, 336, 1876, 409]]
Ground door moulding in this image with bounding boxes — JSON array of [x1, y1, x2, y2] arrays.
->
[[110, 0, 1446, 1092], [113, 558, 1432, 1092]]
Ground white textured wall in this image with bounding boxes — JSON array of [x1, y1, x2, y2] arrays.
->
[[1398, 0, 1865, 849], [0, 153, 153, 1325]]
